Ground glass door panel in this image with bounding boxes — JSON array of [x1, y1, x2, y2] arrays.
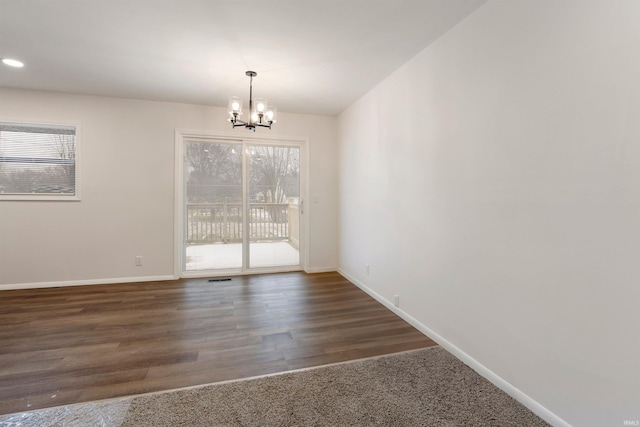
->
[[184, 140, 242, 271], [247, 145, 300, 268]]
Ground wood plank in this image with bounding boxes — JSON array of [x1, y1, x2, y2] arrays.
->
[[0, 272, 436, 415]]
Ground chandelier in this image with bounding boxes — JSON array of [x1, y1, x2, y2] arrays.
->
[[228, 71, 277, 131]]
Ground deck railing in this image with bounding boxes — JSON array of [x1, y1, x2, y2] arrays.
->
[[186, 202, 293, 244]]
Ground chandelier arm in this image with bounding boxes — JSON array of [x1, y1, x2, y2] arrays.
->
[[230, 116, 247, 127], [253, 122, 272, 129]]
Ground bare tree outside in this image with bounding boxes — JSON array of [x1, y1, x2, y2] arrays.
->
[[249, 145, 300, 203], [185, 142, 299, 205], [51, 133, 75, 185], [185, 142, 241, 203]]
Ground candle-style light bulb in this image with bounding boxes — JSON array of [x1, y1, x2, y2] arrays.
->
[[228, 97, 242, 116], [266, 106, 277, 123], [253, 98, 267, 117]]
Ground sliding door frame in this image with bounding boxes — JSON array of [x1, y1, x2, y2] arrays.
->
[[174, 129, 309, 278]]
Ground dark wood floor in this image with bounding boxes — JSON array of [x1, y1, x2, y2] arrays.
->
[[0, 271, 436, 415]]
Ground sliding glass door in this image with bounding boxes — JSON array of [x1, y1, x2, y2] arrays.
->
[[184, 139, 243, 270], [182, 138, 302, 273], [248, 144, 300, 268]]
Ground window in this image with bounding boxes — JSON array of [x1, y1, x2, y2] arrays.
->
[[0, 122, 79, 200]]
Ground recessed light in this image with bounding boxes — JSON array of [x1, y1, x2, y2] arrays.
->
[[2, 58, 24, 68]]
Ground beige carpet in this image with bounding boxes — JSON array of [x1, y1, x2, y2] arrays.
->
[[0, 347, 549, 426]]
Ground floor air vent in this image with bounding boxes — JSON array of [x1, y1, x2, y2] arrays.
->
[[208, 278, 232, 282]]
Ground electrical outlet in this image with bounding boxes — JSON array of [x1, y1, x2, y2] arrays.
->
[[135, 256, 142, 266], [366, 264, 370, 275], [394, 294, 400, 307]]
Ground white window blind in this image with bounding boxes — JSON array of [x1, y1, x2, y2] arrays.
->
[[0, 122, 77, 198]]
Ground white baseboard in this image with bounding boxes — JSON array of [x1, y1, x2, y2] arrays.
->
[[1, 268, 341, 291], [1, 269, 340, 291], [0, 275, 177, 291], [304, 267, 337, 274], [338, 268, 571, 427]]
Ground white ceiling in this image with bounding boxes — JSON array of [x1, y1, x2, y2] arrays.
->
[[0, 0, 486, 116]]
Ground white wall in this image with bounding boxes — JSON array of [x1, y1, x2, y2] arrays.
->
[[0, 88, 338, 286], [338, 1, 640, 426]]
